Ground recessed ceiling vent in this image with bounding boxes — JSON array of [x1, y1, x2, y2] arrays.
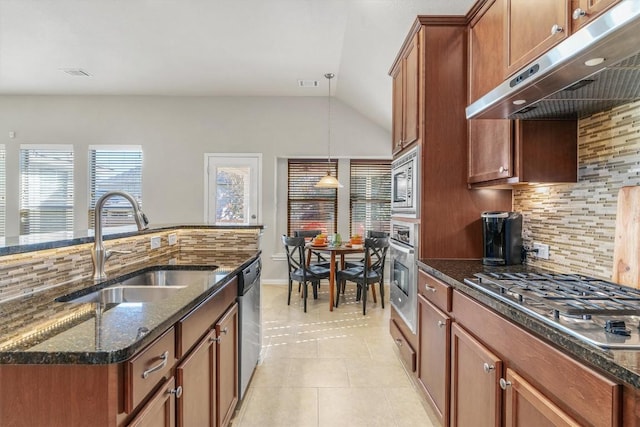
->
[[61, 68, 91, 77], [298, 79, 319, 88]]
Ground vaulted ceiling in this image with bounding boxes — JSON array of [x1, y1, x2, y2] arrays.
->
[[0, 0, 475, 130]]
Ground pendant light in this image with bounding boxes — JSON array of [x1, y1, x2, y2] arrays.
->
[[315, 73, 343, 188]]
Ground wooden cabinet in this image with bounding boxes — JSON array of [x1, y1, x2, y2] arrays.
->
[[503, 368, 580, 427], [571, 0, 620, 31], [505, 0, 570, 77], [176, 330, 216, 427], [468, 119, 577, 186], [417, 294, 451, 426], [390, 317, 416, 372], [216, 303, 238, 427], [128, 377, 177, 427], [450, 323, 502, 427], [391, 32, 419, 155]]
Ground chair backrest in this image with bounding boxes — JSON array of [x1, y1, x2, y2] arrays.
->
[[282, 235, 307, 274], [294, 230, 322, 239], [367, 230, 389, 238], [364, 237, 389, 275]]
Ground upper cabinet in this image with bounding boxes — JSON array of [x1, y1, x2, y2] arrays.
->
[[504, 0, 570, 77], [391, 32, 420, 155], [570, 0, 621, 31]]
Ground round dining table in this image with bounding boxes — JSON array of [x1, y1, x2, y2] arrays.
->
[[308, 243, 365, 311]]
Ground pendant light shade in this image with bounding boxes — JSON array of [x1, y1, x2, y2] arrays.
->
[[315, 73, 343, 188]]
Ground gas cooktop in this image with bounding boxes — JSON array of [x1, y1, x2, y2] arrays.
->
[[464, 271, 640, 350]]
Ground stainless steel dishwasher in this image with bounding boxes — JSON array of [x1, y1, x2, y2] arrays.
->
[[238, 257, 261, 400]]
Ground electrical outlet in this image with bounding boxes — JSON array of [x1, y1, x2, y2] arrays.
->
[[533, 242, 550, 259], [168, 233, 178, 246], [150, 236, 161, 250]]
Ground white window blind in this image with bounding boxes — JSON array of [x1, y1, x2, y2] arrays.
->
[[88, 146, 143, 228], [288, 159, 338, 236], [0, 146, 5, 237], [350, 160, 391, 236], [20, 145, 74, 234]]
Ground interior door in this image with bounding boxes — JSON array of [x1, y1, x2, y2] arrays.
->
[[205, 154, 261, 225]]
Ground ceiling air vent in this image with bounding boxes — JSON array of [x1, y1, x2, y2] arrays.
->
[[61, 68, 91, 77], [298, 79, 319, 88]]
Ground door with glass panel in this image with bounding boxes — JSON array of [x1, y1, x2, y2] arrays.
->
[[205, 154, 261, 225]]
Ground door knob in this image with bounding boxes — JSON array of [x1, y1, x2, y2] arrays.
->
[[550, 24, 564, 35], [572, 8, 587, 19], [499, 378, 512, 390], [483, 363, 495, 373]]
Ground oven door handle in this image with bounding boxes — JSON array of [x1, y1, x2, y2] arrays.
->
[[390, 241, 414, 255]]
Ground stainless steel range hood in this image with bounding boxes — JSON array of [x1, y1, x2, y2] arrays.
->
[[466, 0, 640, 120]]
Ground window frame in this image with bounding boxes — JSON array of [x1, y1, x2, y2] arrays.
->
[[349, 159, 392, 237]]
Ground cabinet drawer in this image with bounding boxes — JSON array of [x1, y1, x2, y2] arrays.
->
[[177, 276, 238, 358], [125, 327, 176, 413], [390, 319, 416, 372], [418, 269, 452, 312]]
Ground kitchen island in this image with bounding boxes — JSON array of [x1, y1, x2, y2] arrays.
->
[[417, 258, 640, 426]]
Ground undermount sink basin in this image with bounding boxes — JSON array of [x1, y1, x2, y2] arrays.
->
[[117, 269, 216, 287], [65, 285, 187, 304]]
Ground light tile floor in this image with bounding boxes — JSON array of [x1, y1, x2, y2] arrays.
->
[[231, 283, 439, 427]]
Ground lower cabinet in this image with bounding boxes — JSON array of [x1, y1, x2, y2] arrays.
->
[[215, 303, 239, 427], [450, 323, 502, 427], [417, 294, 451, 426], [128, 377, 178, 427]]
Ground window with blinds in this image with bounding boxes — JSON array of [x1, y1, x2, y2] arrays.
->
[[88, 146, 143, 228], [0, 146, 5, 237], [288, 159, 337, 236], [350, 160, 391, 236], [19, 145, 74, 234]]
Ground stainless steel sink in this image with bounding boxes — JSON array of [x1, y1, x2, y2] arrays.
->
[[117, 269, 215, 287], [66, 285, 187, 304]]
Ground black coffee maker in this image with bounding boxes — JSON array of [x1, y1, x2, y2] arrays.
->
[[481, 211, 523, 266]]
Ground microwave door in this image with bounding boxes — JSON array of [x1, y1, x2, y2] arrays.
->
[[394, 170, 407, 203]]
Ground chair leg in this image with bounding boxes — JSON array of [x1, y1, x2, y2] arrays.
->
[[312, 281, 319, 300], [303, 281, 308, 312], [335, 278, 341, 308], [380, 281, 385, 308], [287, 279, 293, 305], [371, 285, 377, 303], [362, 283, 367, 315]]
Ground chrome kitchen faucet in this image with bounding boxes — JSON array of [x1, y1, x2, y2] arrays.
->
[[91, 190, 149, 281]]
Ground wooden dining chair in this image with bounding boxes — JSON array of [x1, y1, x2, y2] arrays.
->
[[342, 230, 389, 291], [282, 235, 331, 312], [336, 236, 389, 315], [293, 229, 332, 269]]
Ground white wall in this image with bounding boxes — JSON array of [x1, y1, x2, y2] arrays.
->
[[0, 95, 391, 281]]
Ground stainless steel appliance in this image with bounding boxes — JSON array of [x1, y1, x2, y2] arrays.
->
[[481, 211, 523, 266], [464, 271, 640, 350], [238, 258, 261, 400], [389, 219, 418, 333], [391, 146, 419, 217]]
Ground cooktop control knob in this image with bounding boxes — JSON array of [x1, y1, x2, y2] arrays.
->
[[605, 320, 631, 336]]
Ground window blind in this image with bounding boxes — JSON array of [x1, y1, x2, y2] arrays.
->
[[88, 146, 143, 228], [19, 145, 74, 234], [350, 160, 391, 236], [287, 159, 337, 236], [0, 146, 5, 237]]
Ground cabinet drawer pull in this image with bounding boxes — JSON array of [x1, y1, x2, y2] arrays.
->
[[499, 378, 512, 390], [437, 320, 446, 328], [168, 385, 183, 399], [483, 363, 495, 373], [550, 24, 564, 35], [572, 8, 587, 19], [142, 351, 169, 379], [498, 166, 509, 174], [395, 338, 403, 347], [425, 285, 437, 293]]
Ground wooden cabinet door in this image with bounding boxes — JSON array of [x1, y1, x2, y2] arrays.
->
[[128, 377, 177, 427], [505, 0, 570, 77], [176, 330, 216, 427], [392, 66, 404, 154], [468, 119, 513, 183], [571, 0, 620, 30], [216, 303, 239, 427], [417, 294, 451, 427], [451, 323, 502, 427], [403, 33, 419, 148], [503, 368, 580, 427], [469, 0, 506, 103]]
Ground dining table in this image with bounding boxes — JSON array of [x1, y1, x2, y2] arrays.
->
[[307, 243, 365, 311]]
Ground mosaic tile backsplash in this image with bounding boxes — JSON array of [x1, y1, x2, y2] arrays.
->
[[514, 100, 640, 279]]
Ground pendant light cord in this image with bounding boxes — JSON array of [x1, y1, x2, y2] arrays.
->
[[325, 73, 334, 166]]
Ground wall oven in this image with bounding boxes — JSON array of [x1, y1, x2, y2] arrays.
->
[[391, 146, 419, 217], [389, 219, 418, 333]]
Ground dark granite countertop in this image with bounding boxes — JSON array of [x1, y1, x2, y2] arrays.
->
[[0, 223, 264, 256], [0, 250, 260, 365], [418, 258, 640, 389]]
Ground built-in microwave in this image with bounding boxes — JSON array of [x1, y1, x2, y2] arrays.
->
[[391, 146, 419, 217]]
